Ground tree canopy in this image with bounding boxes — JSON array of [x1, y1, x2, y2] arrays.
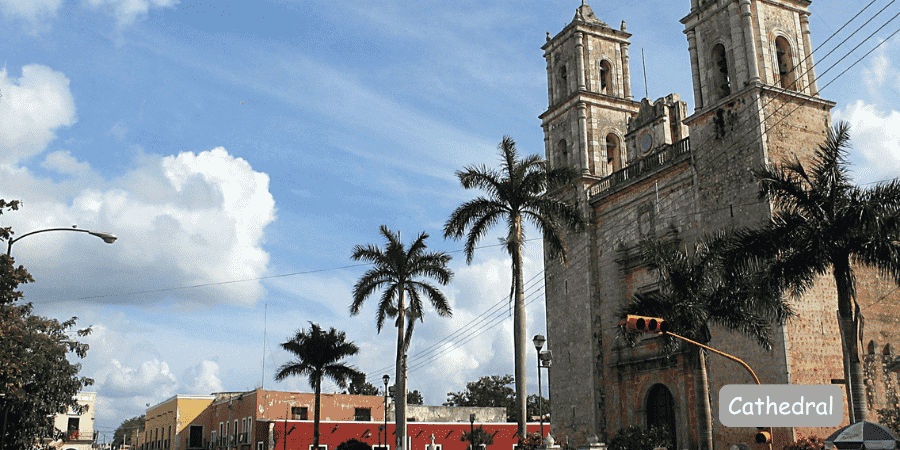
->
[[0, 199, 94, 449], [444, 374, 549, 423]]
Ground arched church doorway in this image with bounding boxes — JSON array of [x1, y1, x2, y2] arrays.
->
[[646, 383, 677, 449]]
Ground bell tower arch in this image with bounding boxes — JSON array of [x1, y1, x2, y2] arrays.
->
[[540, 3, 640, 180]]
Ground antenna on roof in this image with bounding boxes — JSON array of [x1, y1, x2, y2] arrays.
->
[[261, 302, 267, 389], [642, 49, 649, 99]]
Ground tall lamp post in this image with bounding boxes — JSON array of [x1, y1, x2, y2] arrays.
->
[[532, 335, 552, 440], [383, 375, 390, 449], [6, 226, 117, 256], [1, 225, 116, 450]]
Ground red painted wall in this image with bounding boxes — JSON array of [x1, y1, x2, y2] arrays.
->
[[264, 420, 547, 450]]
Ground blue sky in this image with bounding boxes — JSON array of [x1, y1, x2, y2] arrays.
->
[[1, 0, 899, 438]]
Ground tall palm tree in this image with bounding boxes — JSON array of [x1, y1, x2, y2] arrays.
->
[[275, 323, 363, 450], [730, 122, 900, 422], [350, 225, 453, 450], [619, 235, 792, 450], [444, 136, 586, 439]]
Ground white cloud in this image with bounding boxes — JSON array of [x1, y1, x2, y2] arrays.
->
[[41, 150, 93, 176], [183, 360, 225, 394], [84, 0, 179, 29], [3, 146, 277, 307], [0, 0, 62, 32], [0, 65, 77, 164], [833, 100, 900, 184], [100, 358, 178, 398]]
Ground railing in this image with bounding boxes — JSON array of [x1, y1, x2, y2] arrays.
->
[[588, 137, 691, 198], [239, 432, 249, 444]]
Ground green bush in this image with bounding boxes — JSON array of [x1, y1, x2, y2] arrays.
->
[[336, 438, 372, 450], [782, 435, 825, 450], [877, 407, 900, 435], [608, 425, 672, 450]]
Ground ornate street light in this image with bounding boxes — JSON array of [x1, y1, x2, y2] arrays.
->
[[533, 335, 547, 440]]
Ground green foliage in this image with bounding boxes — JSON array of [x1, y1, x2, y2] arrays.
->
[[0, 199, 93, 449], [782, 435, 825, 450], [408, 389, 424, 405], [461, 426, 495, 449], [337, 438, 373, 450], [608, 425, 672, 450], [343, 373, 381, 396], [444, 375, 548, 423], [113, 415, 145, 448], [516, 432, 543, 450], [877, 407, 900, 435]]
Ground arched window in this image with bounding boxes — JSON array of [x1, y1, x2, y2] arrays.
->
[[605, 133, 620, 170], [711, 43, 731, 99], [558, 65, 568, 99], [557, 139, 568, 167], [775, 36, 796, 90], [647, 384, 677, 448], [599, 60, 613, 95]]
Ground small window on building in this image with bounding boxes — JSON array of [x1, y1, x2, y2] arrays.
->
[[309, 446, 328, 450], [599, 60, 612, 95], [354, 408, 372, 421], [605, 133, 620, 170], [258, 443, 264, 450], [558, 65, 568, 98], [372, 446, 391, 450], [67, 417, 80, 439], [557, 139, 568, 167], [291, 406, 308, 420], [775, 36, 796, 90], [711, 43, 731, 99]]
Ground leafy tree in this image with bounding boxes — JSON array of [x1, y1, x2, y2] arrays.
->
[[275, 323, 363, 450], [444, 375, 548, 423], [444, 136, 585, 438], [0, 199, 94, 449], [783, 436, 826, 450], [350, 226, 453, 450], [461, 426, 495, 449], [730, 122, 900, 421], [113, 415, 145, 448], [408, 390, 424, 405], [608, 425, 671, 450], [618, 236, 790, 450], [343, 373, 381, 396], [337, 438, 373, 450]]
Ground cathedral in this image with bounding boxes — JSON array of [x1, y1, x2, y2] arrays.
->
[[541, 1, 900, 449]]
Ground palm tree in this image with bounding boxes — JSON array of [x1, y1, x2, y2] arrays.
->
[[730, 122, 900, 422], [618, 235, 792, 450], [275, 323, 363, 450], [350, 226, 453, 450], [444, 136, 586, 439]]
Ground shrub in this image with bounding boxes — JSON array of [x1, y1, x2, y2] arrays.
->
[[337, 438, 372, 450], [608, 425, 672, 450], [782, 435, 825, 450]]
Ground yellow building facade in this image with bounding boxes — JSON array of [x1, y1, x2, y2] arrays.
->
[[140, 395, 216, 450]]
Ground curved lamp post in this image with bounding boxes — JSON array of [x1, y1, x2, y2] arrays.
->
[[6, 227, 117, 256]]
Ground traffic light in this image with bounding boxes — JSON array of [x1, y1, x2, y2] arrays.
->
[[755, 427, 771, 444], [622, 315, 670, 333]]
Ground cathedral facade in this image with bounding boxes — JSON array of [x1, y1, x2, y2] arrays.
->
[[541, 1, 900, 449]]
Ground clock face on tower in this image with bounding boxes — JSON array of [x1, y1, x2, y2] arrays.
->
[[640, 133, 653, 154]]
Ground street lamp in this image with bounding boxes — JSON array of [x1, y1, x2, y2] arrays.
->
[[533, 335, 546, 440], [469, 413, 476, 450], [383, 374, 390, 449], [6, 226, 117, 256]]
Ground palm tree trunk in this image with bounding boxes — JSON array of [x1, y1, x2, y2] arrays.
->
[[396, 289, 407, 450], [834, 256, 867, 422], [314, 376, 322, 450], [698, 349, 713, 450], [511, 220, 527, 441]]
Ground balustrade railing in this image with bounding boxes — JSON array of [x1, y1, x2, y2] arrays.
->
[[588, 137, 690, 198]]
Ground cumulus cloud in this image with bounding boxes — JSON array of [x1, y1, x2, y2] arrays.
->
[[0, 65, 77, 165], [4, 146, 276, 307], [183, 360, 225, 394], [85, 0, 179, 29], [41, 150, 93, 176], [100, 358, 178, 398], [833, 100, 900, 184]]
